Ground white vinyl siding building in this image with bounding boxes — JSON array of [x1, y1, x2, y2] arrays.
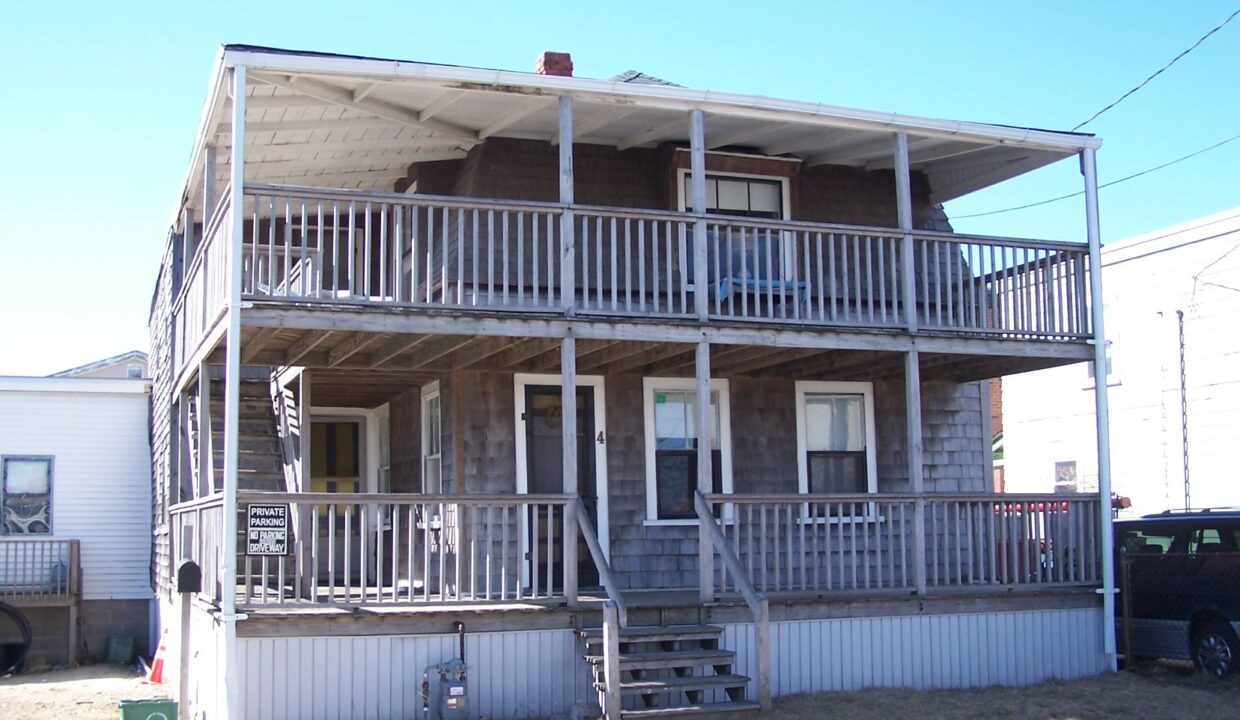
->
[[0, 377, 153, 600], [1003, 208, 1240, 513]]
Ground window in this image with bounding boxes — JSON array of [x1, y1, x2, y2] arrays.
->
[[2, 457, 53, 534], [1054, 461, 1078, 493], [1188, 526, 1239, 554], [677, 170, 794, 286], [126, 364, 143, 378], [643, 378, 732, 522], [1118, 527, 1175, 554], [422, 382, 442, 494], [679, 173, 787, 219], [795, 382, 877, 498]]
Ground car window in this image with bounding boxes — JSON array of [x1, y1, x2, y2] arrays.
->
[[1188, 526, 1239, 554], [1119, 527, 1175, 554]]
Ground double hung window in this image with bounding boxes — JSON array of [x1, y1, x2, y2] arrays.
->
[[643, 378, 732, 522], [795, 382, 877, 513]]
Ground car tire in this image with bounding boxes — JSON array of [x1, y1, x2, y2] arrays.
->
[[1192, 621, 1239, 679]]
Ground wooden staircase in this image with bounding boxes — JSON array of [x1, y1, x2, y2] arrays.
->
[[581, 623, 759, 719], [189, 378, 286, 493]]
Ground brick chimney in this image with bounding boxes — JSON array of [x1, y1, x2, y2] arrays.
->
[[535, 51, 573, 77]]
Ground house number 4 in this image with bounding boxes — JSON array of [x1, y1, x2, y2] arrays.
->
[[596, 431, 605, 445]]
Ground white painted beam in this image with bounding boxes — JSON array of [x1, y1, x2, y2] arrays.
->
[[479, 97, 550, 139], [802, 133, 898, 167], [417, 88, 465, 121], [706, 121, 792, 151], [616, 116, 688, 151], [250, 72, 480, 145], [351, 82, 378, 103], [551, 106, 637, 145], [928, 154, 1051, 204], [218, 117, 395, 134]]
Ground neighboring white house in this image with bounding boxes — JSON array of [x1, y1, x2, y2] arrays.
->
[[1003, 208, 1240, 515], [0, 355, 154, 666]]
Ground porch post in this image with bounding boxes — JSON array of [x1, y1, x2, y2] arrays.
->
[[180, 208, 194, 293], [219, 63, 246, 720], [203, 144, 217, 229], [696, 339, 715, 602], [559, 96, 575, 312], [196, 362, 213, 498], [1082, 147, 1117, 671], [562, 335, 579, 606], [690, 109, 709, 321], [894, 133, 918, 333], [906, 349, 927, 595]]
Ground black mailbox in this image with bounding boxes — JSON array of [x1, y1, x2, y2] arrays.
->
[[176, 559, 202, 594]]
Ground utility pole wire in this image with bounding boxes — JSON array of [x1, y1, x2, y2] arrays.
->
[[953, 130, 1240, 219], [1073, 7, 1240, 131]]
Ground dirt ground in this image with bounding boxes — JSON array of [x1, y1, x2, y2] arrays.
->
[[765, 664, 1240, 720], [0, 664, 166, 720], [0, 663, 1237, 719]]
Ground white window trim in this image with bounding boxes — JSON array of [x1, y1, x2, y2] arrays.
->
[[674, 168, 792, 219], [643, 376, 733, 526], [795, 381, 879, 515], [421, 381, 441, 495], [512, 373, 611, 586]]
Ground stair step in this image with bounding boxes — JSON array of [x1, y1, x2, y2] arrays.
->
[[620, 701, 759, 719], [586, 649, 735, 671], [580, 625, 722, 645], [608, 674, 750, 695]]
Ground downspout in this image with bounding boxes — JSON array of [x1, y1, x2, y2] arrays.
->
[[220, 62, 247, 720], [1082, 148, 1117, 671]]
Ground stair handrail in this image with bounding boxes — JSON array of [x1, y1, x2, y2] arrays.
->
[[576, 498, 628, 628], [694, 490, 771, 711]]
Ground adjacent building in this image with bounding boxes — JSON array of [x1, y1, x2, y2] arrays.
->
[[1004, 208, 1240, 513], [0, 351, 153, 667]]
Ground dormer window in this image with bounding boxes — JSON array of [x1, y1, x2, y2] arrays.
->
[[677, 171, 788, 220]]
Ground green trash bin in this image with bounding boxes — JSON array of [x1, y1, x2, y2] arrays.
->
[[118, 699, 177, 720]]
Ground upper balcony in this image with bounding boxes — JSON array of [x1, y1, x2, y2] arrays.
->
[[164, 46, 1102, 377]]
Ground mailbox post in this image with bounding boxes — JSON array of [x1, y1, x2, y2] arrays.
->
[[176, 559, 201, 720]]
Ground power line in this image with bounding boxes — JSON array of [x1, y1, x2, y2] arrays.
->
[[953, 130, 1240, 219], [1073, 6, 1240, 131]]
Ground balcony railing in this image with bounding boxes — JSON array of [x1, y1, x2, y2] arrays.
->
[[0, 538, 81, 604], [220, 184, 1090, 339], [701, 492, 1102, 597]]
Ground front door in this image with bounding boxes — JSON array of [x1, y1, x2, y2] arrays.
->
[[516, 376, 607, 591]]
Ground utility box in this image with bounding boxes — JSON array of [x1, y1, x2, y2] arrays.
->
[[426, 659, 468, 720]]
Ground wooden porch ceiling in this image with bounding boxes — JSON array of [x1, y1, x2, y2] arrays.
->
[[226, 325, 1083, 407]]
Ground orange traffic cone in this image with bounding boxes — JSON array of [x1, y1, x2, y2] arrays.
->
[[146, 630, 168, 684]]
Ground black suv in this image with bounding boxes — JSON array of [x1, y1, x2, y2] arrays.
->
[[1115, 510, 1240, 677]]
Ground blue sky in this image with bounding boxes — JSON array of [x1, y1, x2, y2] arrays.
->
[[1, 1, 1237, 375]]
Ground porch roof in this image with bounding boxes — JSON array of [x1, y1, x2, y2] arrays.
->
[[176, 44, 1101, 220]]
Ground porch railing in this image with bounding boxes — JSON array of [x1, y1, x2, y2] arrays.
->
[[0, 538, 80, 604], [172, 193, 231, 371], [234, 492, 587, 607], [170, 494, 227, 604], [700, 492, 1102, 597], [223, 184, 1090, 339]]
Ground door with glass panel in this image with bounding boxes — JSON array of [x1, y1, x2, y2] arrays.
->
[[521, 384, 602, 591]]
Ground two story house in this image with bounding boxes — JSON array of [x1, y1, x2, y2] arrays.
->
[[148, 45, 1116, 720]]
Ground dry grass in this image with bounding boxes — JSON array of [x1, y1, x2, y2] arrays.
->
[[766, 665, 1240, 720]]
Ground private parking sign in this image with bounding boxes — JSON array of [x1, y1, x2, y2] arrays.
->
[[246, 503, 289, 556]]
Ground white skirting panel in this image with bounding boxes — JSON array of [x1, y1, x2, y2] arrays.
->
[[723, 607, 1107, 695], [160, 597, 227, 720], [235, 629, 592, 720]]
